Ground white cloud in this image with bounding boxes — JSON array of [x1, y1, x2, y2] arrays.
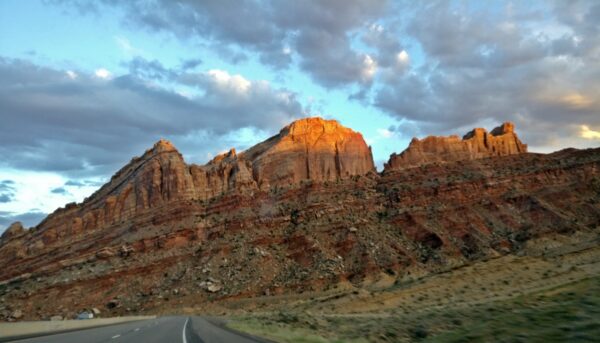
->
[[115, 36, 145, 57], [95, 68, 111, 79], [361, 54, 378, 81], [206, 69, 252, 94], [0, 171, 76, 214], [369, 23, 384, 33], [66, 70, 78, 79], [580, 125, 600, 139], [561, 93, 593, 110], [396, 50, 410, 65], [377, 128, 394, 138]]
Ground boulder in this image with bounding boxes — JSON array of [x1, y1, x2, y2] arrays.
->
[[10, 309, 23, 319]]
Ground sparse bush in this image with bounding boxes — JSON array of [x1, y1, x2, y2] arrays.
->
[[411, 325, 428, 339]]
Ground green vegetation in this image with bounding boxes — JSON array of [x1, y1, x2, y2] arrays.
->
[[426, 277, 600, 343], [228, 276, 600, 342], [228, 317, 363, 343]]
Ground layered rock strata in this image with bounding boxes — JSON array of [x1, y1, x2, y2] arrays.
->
[[385, 122, 527, 171], [0, 117, 598, 322]]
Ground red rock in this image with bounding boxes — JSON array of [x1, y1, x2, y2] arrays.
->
[[384, 122, 527, 171], [1, 222, 26, 241], [3, 117, 375, 248], [243, 117, 375, 188], [1, 117, 599, 320]]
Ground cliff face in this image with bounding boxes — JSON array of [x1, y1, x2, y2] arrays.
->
[[1, 117, 599, 322], [384, 122, 527, 171], [1, 117, 375, 251], [187, 117, 375, 196], [243, 117, 375, 188], [25, 139, 197, 247]]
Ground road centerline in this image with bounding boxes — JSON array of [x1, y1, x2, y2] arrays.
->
[[181, 317, 190, 343]]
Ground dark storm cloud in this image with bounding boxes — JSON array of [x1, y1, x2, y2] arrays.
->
[[0, 57, 304, 176]]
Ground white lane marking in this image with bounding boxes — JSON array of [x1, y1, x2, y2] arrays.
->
[[112, 334, 121, 339], [182, 317, 190, 343], [134, 328, 140, 332]]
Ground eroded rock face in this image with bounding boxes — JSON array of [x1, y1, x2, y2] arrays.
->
[[384, 122, 527, 171], [1, 222, 26, 241], [28, 139, 197, 244], [5, 118, 375, 247], [3, 116, 598, 321], [242, 117, 375, 188]]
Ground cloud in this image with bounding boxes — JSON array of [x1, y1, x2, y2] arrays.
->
[[0, 180, 16, 203], [180, 58, 202, 71], [114, 36, 147, 57], [94, 68, 111, 79], [0, 210, 47, 231], [50, 187, 69, 195], [64, 180, 85, 187], [396, 50, 409, 66], [376, 128, 394, 139], [560, 93, 594, 110], [50, 0, 392, 88], [581, 125, 600, 140], [22, 0, 600, 157], [64, 179, 104, 187], [373, 1, 600, 150], [0, 57, 304, 177]]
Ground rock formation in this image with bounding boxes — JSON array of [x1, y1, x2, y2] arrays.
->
[[0, 222, 26, 241], [384, 122, 527, 171], [2, 117, 375, 247], [0, 117, 598, 322], [241, 117, 375, 188]]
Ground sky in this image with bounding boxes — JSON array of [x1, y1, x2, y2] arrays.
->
[[1, 0, 599, 231]]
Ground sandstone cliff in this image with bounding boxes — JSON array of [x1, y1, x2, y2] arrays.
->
[[1, 117, 375, 248], [384, 122, 527, 171], [242, 117, 375, 188], [1, 117, 598, 322]]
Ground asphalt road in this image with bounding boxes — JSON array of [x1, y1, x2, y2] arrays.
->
[[10, 316, 268, 343]]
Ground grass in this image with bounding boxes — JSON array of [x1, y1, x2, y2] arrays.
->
[[424, 276, 600, 343], [228, 276, 600, 342], [228, 317, 362, 343]]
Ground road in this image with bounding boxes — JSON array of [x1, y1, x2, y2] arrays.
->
[[10, 316, 268, 343]]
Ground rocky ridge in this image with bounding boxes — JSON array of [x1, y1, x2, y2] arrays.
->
[[384, 122, 527, 171], [0, 117, 598, 321]]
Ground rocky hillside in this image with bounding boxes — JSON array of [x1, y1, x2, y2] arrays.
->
[[0, 117, 598, 321], [384, 122, 527, 170]]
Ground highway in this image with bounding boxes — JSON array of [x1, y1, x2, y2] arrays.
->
[[10, 316, 268, 343]]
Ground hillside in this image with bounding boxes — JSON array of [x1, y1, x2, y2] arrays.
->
[[0, 117, 599, 324]]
